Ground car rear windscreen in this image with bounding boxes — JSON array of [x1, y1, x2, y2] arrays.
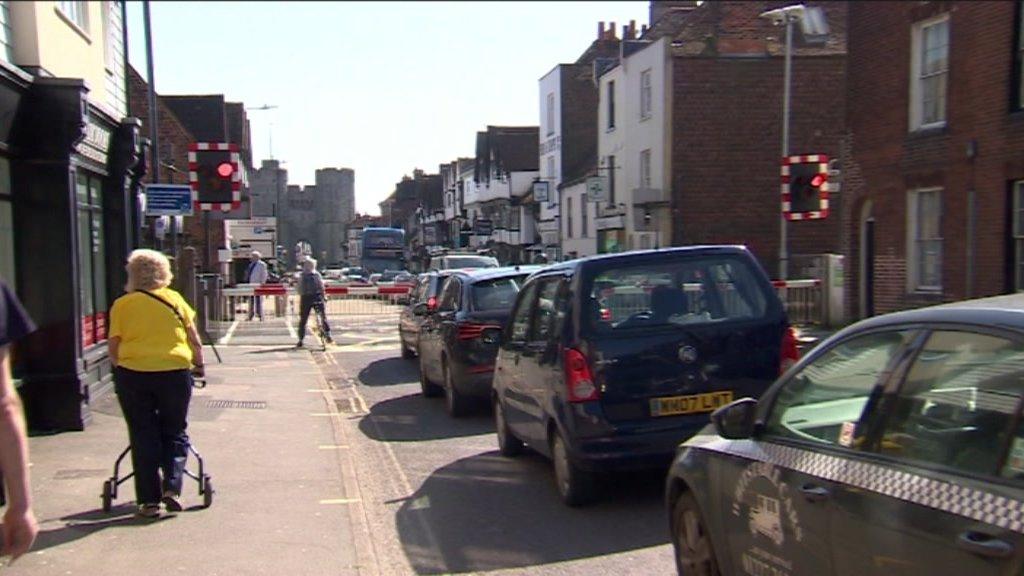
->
[[472, 275, 528, 311], [442, 256, 498, 269], [587, 256, 769, 332]]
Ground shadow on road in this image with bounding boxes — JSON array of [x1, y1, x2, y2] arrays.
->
[[32, 506, 176, 552], [358, 393, 494, 442], [396, 451, 670, 574], [358, 357, 420, 387]]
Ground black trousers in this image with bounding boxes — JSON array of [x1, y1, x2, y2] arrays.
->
[[115, 367, 192, 505], [298, 295, 331, 340]]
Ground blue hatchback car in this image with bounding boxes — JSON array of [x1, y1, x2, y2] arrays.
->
[[492, 246, 796, 506], [666, 292, 1024, 575]]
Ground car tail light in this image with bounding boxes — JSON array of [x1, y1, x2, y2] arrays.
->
[[780, 326, 800, 374], [599, 308, 612, 322], [564, 348, 599, 402], [427, 296, 438, 310], [457, 321, 499, 340]]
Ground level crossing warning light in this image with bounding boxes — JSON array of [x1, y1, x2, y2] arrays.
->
[[781, 154, 829, 220], [189, 142, 241, 212]]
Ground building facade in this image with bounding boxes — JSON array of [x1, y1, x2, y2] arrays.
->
[[4, 0, 145, 430], [473, 126, 540, 264]]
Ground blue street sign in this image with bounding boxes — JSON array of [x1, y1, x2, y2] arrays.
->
[[145, 184, 194, 216]]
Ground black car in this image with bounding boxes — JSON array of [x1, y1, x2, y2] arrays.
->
[[491, 246, 795, 506], [398, 271, 452, 359], [417, 266, 540, 416], [666, 292, 1024, 576]]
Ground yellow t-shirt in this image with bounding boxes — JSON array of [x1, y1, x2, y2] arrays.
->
[[109, 287, 196, 372]]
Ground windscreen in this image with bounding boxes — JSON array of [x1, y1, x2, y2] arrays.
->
[[471, 274, 528, 311], [587, 256, 769, 333]]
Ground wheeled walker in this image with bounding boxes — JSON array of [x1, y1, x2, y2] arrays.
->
[[101, 379, 214, 513]]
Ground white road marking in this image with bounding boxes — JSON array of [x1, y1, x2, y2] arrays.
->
[[319, 498, 361, 505], [318, 445, 350, 450], [218, 319, 240, 345]]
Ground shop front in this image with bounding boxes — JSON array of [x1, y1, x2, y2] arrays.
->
[[9, 74, 143, 432]]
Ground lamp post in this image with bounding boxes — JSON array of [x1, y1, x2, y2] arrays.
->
[[760, 5, 802, 281]]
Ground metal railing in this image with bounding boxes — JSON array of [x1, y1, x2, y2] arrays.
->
[[773, 279, 824, 325], [220, 284, 413, 320]]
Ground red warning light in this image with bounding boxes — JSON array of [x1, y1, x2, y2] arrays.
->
[[217, 162, 234, 178], [810, 174, 825, 188]]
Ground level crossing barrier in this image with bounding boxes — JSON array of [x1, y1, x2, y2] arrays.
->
[[221, 283, 414, 320], [772, 279, 823, 325]]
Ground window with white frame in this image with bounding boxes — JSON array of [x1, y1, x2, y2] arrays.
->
[[58, 0, 89, 31], [908, 188, 942, 291], [640, 69, 652, 119], [546, 92, 555, 136], [567, 196, 574, 239], [0, 1, 12, 62], [640, 149, 652, 188], [910, 15, 949, 130], [580, 191, 588, 237], [1013, 181, 1024, 290]]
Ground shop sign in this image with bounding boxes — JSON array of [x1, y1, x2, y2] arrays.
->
[[76, 118, 112, 166]]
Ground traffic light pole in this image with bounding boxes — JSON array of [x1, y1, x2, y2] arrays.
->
[[779, 15, 793, 281], [143, 0, 175, 258]]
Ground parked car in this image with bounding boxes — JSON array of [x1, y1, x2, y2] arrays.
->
[[417, 266, 541, 416], [399, 271, 453, 359], [665, 292, 1024, 576], [369, 273, 383, 284], [428, 252, 499, 271], [491, 246, 794, 506], [393, 271, 416, 284]]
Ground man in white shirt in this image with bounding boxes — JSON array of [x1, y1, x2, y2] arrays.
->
[[246, 251, 269, 321]]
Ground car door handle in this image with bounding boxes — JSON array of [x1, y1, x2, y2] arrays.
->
[[799, 484, 830, 502], [957, 531, 1014, 558]]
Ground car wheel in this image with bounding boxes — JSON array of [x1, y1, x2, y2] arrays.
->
[[551, 432, 594, 507], [418, 352, 441, 398], [444, 361, 470, 418], [672, 492, 721, 576], [494, 397, 523, 456]]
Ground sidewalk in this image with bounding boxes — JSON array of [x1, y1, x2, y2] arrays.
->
[[12, 344, 363, 576]]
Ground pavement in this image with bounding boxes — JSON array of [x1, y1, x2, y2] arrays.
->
[[13, 318, 368, 576]]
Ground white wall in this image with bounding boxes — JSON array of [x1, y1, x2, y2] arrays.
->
[[561, 179, 597, 257], [538, 66, 561, 224]]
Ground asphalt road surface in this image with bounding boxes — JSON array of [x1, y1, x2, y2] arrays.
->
[[309, 314, 677, 575]]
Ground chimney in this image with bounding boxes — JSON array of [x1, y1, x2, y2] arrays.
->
[[610, 21, 616, 39], [641, 24, 649, 36], [629, 20, 637, 39], [598, 21, 605, 39], [622, 24, 628, 39]]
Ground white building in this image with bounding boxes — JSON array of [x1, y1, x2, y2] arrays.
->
[[473, 126, 539, 264], [596, 36, 673, 252]]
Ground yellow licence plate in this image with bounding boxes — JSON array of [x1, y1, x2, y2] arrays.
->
[[650, 391, 734, 417]]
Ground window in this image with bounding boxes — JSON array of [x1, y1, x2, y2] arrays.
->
[[76, 172, 108, 349], [566, 196, 574, 239], [910, 15, 949, 130], [640, 69, 652, 119], [639, 149, 652, 189], [437, 278, 460, 311], [908, 188, 942, 291], [529, 278, 564, 343], [875, 330, 1024, 478], [607, 80, 616, 130], [546, 92, 555, 136], [764, 330, 915, 446], [581, 191, 588, 238], [508, 282, 538, 342], [0, 158, 13, 284], [471, 277, 523, 311], [0, 1, 12, 62], [1014, 181, 1024, 290], [57, 0, 89, 32], [608, 155, 616, 205]]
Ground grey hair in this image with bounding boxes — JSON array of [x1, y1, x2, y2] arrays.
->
[[302, 257, 317, 271], [125, 249, 173, 292]]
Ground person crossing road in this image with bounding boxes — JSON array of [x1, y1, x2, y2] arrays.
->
[[296, 257, 333, 347]]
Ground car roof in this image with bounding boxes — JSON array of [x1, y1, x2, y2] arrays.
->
[[834, 293, 1024, 338], [538, 245, 756, 275], [448, 265, 542, 283]]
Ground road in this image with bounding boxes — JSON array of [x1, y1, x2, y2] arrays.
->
[[243, 310, 678, 575]]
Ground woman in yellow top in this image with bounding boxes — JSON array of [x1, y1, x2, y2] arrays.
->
[[108, 249, 205, 518]]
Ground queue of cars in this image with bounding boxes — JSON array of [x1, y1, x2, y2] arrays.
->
[[398, 247, 1024, 575]]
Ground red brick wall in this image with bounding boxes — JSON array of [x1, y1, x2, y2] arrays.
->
[[671, 54, 847, 277], [844, 1, 1024, 317]]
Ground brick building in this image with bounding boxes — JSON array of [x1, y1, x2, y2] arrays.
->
[[843, 1, 1024, 318], [663, 1, 847, 279]]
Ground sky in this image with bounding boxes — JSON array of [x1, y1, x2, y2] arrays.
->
[[126, 1, 649, 216]]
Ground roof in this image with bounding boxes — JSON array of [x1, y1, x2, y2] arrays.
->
[[475, 126, 539, 180], [162, 95, 228, 142], [451, 265, 544, 283], [836, 293, 1024, 337], [541, 245, 756, 275]]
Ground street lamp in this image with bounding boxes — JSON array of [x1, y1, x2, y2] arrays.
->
[[759, 4, 827, 281]]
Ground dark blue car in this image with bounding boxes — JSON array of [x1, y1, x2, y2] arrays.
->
[[666, 292, 1024, 576], [491, 246, 795, 506]]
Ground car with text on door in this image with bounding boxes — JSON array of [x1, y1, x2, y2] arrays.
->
[[491, 246, 794, 506], [665, 292, 1024, 576], [399, 271, 452, 359], [417, 266, 540, 416]]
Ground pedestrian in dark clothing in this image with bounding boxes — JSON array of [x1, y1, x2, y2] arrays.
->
[[296, 258, 333, 347], [0, 278, 38, 562], [108, 249, 205, 518]]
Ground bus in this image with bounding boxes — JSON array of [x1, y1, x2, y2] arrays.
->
[[360, 227, 406, 273]]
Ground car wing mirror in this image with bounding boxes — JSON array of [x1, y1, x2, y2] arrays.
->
[[711, 398, 759, 440]]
